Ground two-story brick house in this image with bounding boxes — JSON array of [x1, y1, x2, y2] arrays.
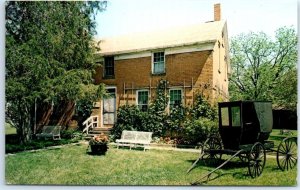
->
[[90, 4, 230, 129]]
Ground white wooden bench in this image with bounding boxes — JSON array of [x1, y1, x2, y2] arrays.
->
[[116, 130, 153, 151], [36, 126, 61, 140]]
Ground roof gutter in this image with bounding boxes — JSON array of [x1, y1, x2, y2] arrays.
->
[[96, 40, 216, 56]]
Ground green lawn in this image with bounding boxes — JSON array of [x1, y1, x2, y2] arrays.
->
[[5, 144, 297, 186], [5, 123, 16, 135]]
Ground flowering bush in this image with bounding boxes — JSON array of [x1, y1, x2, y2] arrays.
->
[[89, 133, 109, 146]]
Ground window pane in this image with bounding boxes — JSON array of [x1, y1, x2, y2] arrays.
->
[[103, 113, 115, 124], [221, 107, 229, 126], [139, 105, 148, 112], [170, 90, 182, 108], [138, 91, 148, 111], [154, 62, 164, 73], [153, 52, 165, 74], [104, 57, 114, 76], [231, 106, 241, 127]]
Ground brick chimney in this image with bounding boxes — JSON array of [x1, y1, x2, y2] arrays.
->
[[214, 3, 221, 21]]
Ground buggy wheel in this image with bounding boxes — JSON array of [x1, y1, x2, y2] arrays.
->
[[239, 153, 248, 163], [277, 137, 297, 171], [201, 136, 223, 162], [248, 142, 266, 178]]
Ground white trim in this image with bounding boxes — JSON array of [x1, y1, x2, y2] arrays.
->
[[97, 40, 216, 56], [165, 43, 214, 55], [152, 51, 166, 74], [103, 43, 215, 61], [115, 51, 151, 60], [136, 89, 149, 110]]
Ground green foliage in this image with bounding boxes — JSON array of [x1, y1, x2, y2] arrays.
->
[[5, 1, 107, 143], [164, 104, 186, 136], [75, 83, 106, 125], [271, 68, 297, 111], [112, 80, 218, 145], [61, 130, 83, 140], [182, 118, 218, 145], [190, 95, 217, 120], [110, 105, 140, 139], [112, 79, 169, 139], [229, 26, 297, 110], [151, 79, 169, 112], [5, 138, 80, 154]]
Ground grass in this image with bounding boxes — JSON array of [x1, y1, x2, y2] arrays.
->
[[5, 123, 17, 135], [5, 144, 297, 186], [269, 129, 297, 147], [271, 129, 297, 137]]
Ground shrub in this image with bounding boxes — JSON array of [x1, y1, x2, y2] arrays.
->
[[111, 80, 219, 145], [111, 80, 169, 140], [190, 95, 217, 120], [111, 105, 140, 140], [164, 104, 186, 138], [182, 118, 218, 145], [61, 129, 83, 140]]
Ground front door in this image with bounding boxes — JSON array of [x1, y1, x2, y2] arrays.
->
[[102, 88, 116, 127]]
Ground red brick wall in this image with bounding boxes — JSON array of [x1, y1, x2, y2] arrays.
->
[[94, 50, 214, 108]]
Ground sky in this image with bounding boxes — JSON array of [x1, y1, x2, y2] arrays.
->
[[95, 0, 297, 39]]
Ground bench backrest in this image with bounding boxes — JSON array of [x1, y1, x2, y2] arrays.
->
[[135, 132, 152, 143], [42, 126, 61, 135], [121, 130, 152, 143], [121, 130, 136, 140]]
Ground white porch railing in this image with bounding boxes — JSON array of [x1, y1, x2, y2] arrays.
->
[[82, 116, 99, 134]]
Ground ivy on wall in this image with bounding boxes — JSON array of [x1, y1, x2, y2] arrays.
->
[[111, 79, 218, 145]]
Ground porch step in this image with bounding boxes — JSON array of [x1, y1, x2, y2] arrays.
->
[[91, 127, 111, 134], [84, 127, 112, 140]]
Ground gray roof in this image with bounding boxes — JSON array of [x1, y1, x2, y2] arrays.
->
[[96, 20, 226, 56]]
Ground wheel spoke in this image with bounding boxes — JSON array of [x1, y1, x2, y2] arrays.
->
[[201, 137, 223, 162], [250, 152, 255, 160], [289, 143, 296, 151], [258, 152, 264, 159], [280, 157, 287, 168], [285, 140, 291, 152], [287, 158, 293, 170], [277, 138, 298, 171], [290, 156, 297, 166], [290, 155, 297, 162], [281, 142, 287, 153], [256, 164, 260, 176], [278, 150, 287, 155], [257, 163, 263, 174], [255, 164, 258, 177], [248, 143, 265, 178]]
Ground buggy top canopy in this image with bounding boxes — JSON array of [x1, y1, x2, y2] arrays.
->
[[218, 101, 273, 150]]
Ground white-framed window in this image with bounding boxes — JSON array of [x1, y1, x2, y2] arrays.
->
[[152, 51, 165, 74], [169, 89, 182, 109], [136, 90, 149, 111]]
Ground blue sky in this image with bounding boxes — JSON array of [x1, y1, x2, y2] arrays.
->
[[95, 0, 297, 38]]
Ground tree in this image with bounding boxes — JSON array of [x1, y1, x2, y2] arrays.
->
[[229, 26, 297, 110], [5, 1, 107, 143]]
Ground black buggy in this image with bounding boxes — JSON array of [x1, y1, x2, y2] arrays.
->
[[187, 101, 297, 182]]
